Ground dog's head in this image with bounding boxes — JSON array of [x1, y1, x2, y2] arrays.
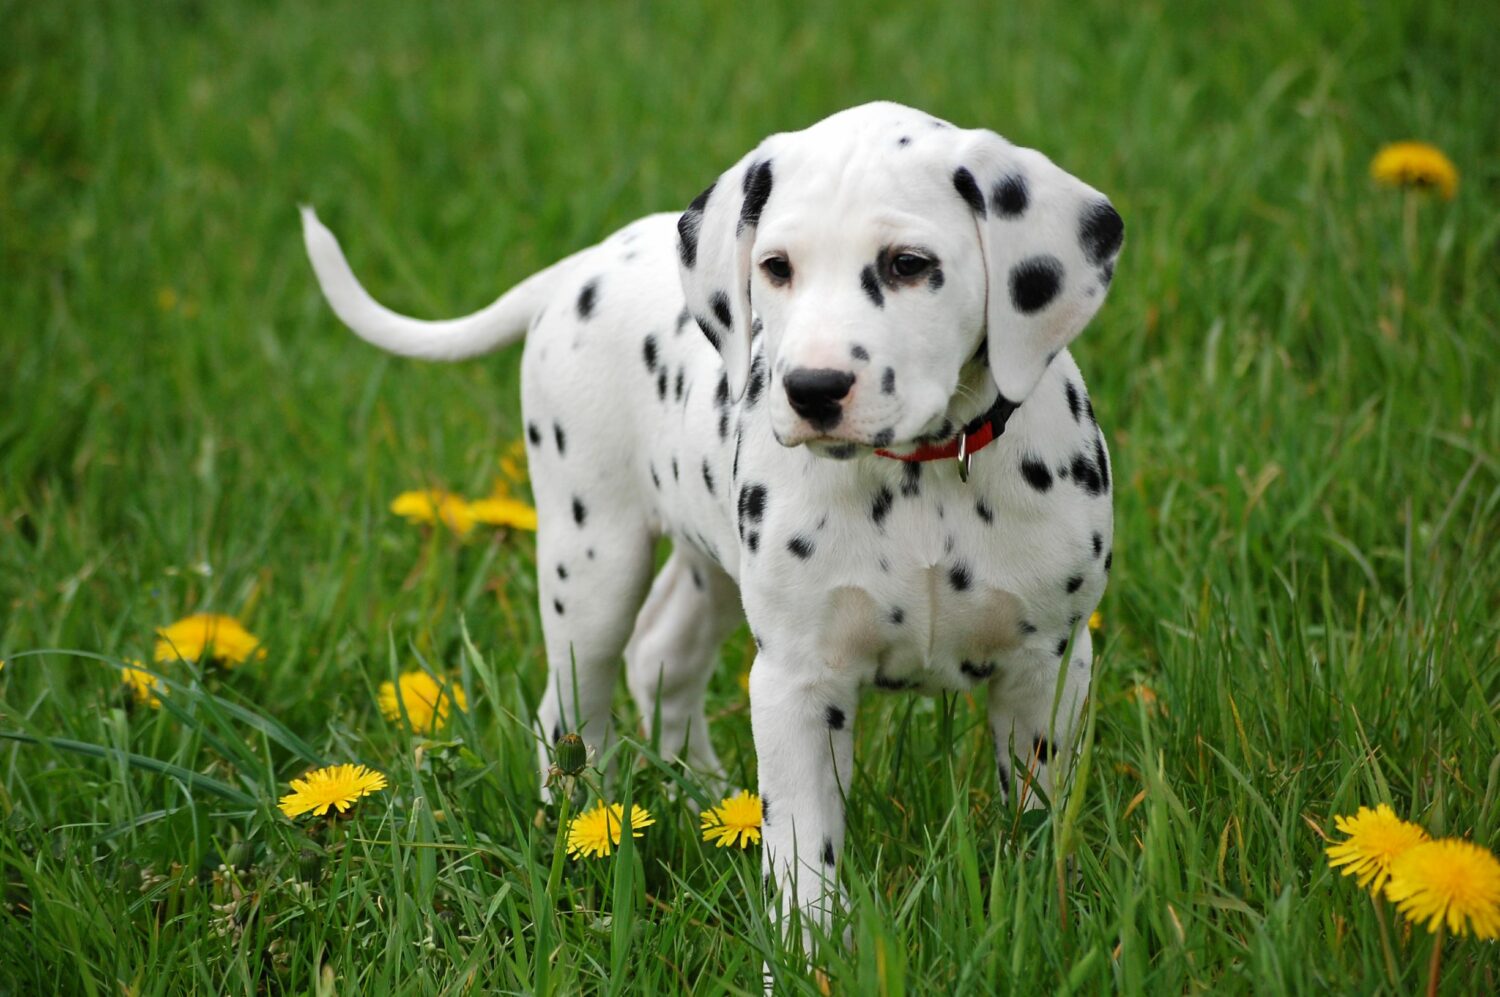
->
[[677, 102, 1123, 456]]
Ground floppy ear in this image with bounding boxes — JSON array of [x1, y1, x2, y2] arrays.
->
[[951, 131, 1123, 404], [677, 143, 779, 399]]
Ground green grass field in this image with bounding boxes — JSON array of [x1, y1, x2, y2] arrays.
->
[[3, 0, 1498, 992]]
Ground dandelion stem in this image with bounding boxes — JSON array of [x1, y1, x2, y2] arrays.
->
[[1424, 922, 1444, 997], [1371, 895, 1400, 990], [545, 777, 574, 898]]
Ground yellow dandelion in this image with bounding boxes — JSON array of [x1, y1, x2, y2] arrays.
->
[[566, 802, 655, 859], [1088, 610, 1103, 632], [700, 790, 763, 849], [277, 763, 388, 819], [377, 670, 468, 734], [390, 489, 476, 537], [121, 660, 164, 709], [156, 287, 179, 312], [154, 613, 265, 667], [1325, 803, 1429, 894], [497, 438, 529, 491], [1385, 838, 1500, 939], [466, 495, 539, 532], [1370, 142, 1458, 200]]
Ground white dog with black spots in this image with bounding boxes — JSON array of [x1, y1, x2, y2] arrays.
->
[[303, 101, 1123, 936]]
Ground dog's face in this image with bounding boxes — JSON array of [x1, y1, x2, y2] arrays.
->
[[678, 102, 1123, 456]]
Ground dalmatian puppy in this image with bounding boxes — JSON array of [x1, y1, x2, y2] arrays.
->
[[301, 101, 1122, 931]]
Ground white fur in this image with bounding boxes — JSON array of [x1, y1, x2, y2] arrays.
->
[[302, 102, 1122, 935]]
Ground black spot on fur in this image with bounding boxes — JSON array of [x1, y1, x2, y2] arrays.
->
[[671, 457, 679, 481], [1069, 449, 1106, 496], [711, 291, 732, 330], [714, 372, 730, 407], [851, 344, 869, 361], [786, 535, 814, 559], [677, 182, 714, 268], [882, 367, 896, 395], [1065, 381, 1082, 422], [976, 499, 994, 524], [553, 599, 565, 615], [572, 497, 587, 526], [1094, 435, 1111, 492], [952, 167, 986, 216], [889, 606, 905, 625], [552, 721, 562, 743], [746, 531, 760, 552], [860, 265, 885, 307], [695, 315, 719, 348], [961, 660, 996, 681], [1033, 735, 1054, 762], [1105, 550, 1113, 572], [674, 366, 685, 401], [642, 335, 658, 372], [1020, 620, 1038, 635], [874, 672, 915, 691], [553, 421, 566, 455], [739, 160, 774, 234], [656, 368, 668, 400], [825, 443, 858, 459], [691, 567, 704, 590], [761, 796, 770, 825], [738, 483, 768, 537], [900, 462, 922, 497], [1080, 200, 1124, 265], [718, 411, 730, 440], [1021, 456, 1053, 492], [992, 174, 1029, 217], [949, 562, 972, 591], [871, 486, 894, 526], [745, 355, 767, 406], [822, 838, 835, 866], [825, 705, 846, 730], [927, 267, 945, 291], [1092, 532, 1104, 557], [527, 422, 542, 446], [872, 428, 894, 448], [576, 278, 600, 319], [702, 459, 715, 495], [1054, 636, 1069, 657], [898, 135, 911, 147], [1010, 255, 1064, 314], [556, 563, 568, 580], [1065, 575, 1084, 594]]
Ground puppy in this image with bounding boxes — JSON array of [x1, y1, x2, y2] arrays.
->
[[303, 101, 1122, 929]]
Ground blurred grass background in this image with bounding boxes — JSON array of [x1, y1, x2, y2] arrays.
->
[[1, 0, 1497, 993]]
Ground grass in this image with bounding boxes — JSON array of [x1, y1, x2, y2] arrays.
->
[[2, 0, 1498, 992]]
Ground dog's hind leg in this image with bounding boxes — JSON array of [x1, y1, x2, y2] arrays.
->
[[624, 546, 744, 787], [532, 507, 655, 799]]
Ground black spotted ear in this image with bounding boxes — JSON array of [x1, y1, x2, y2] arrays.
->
[[952, 132, 1123, 404], [677, 145, 779, 399]]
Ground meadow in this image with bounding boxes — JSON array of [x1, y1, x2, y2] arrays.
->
[[2, 0, 1498, 992]]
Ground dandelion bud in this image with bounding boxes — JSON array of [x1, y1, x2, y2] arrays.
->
[[555, 732, 587, 776]]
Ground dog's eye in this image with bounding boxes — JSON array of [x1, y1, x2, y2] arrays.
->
[[891, 253, 932, 278], [760, 255, 793, 283]]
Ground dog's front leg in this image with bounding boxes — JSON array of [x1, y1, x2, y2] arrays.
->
[[749, 650, 856, 945]]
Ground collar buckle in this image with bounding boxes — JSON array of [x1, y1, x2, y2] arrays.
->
[[956, 432, 972, 483]]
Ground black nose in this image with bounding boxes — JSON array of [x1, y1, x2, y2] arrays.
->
[[783, 367, 855, 429]]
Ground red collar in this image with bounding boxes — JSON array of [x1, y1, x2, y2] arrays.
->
[[874, 393, 1019, 465]]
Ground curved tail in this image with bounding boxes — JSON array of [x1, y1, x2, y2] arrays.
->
[[300, 206, 573, 361]]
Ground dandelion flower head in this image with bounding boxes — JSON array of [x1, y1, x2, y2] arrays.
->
[[1385, 838, 1500, 939], [700, 790, 763, 849], [378, 670, 468, 734], [1370, 142, 1458, 199], [121, 660, 164, 709], [566, 802, 655, 860], [154, 613, 264, 667], [278, 763, 388, 819], [1325, 803, 1429, 894], [390, 489, 476, 537]]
